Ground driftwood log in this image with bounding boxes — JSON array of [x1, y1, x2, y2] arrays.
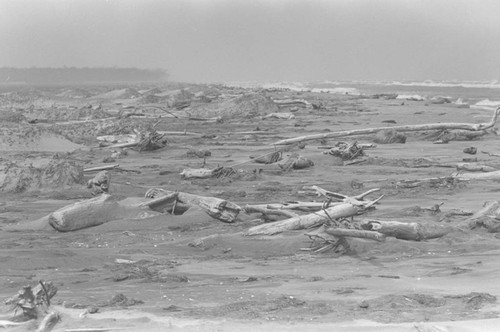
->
[[453, 170, 500, 181], [456, 163, 497, 172], [360, 219, 453, 241], [245, 189, 383, 236], [273, 106, 500, 145], [47, 189, 242, 232]]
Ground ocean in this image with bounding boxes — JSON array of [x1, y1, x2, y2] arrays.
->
[[244, 81, 500, 110]]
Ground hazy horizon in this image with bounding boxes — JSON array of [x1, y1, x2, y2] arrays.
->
[[1, 0, 500, 83]]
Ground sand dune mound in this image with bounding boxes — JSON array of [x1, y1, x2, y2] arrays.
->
[[24, 106, 113, 122], [93, 88, 141, 100], [188, 93, 280, 120], [56, 88, 92, 99], [0, 158, 84, 193], [0, 126, 83, 152]]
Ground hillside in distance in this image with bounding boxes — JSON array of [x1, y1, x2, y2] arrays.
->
[[0, 67, 168, 84]]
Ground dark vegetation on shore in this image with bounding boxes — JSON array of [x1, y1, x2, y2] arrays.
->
[[0, 67, 168, 84]]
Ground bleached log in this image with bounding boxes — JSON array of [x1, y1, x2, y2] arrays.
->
[[139, 192, 178, 208], [456, 163, 497, 172], [305, 185, 381, 201], [263, 112, 295, 120], [36, 311, 60, 332], [49, 194, 121, 232], [106, 141, 139, 149], [360, 219, 452, 241], [256, 201, 342, 212], [246, 202, 370, 236], [180, 168, 214, 179], [83, 164, 119, 172], [244, 205, 299, 218], [453, 170, 500, 181], [175, 192, 241, 223], [324, 227, 386, 242], [272, 99, 310, 107], [273, 106, 500, 145]]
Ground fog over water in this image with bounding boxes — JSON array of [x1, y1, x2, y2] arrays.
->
[[1, 0, 500, 82]]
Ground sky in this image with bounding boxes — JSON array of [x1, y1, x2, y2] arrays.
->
[[1, 0, 500, 82]]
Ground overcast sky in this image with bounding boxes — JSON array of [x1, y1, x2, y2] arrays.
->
[[1, 0, 499, 82]]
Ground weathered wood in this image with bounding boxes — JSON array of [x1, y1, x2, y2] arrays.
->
[[36, 311, 60, 332], [273, 106, 500, 145], [180, 168, 215, 179], [139, 192, 178, 208], [453, 170, 500, 181], [49, 194, 122, 232], [245, 202, 365, 236], [174, 192, 241, 223], [306, 185, 381, 201], [456, 163, 497, 172], [360, 219, 452, 241], [244, 205, 299, 218], [83, 164, 119, 172], [461, 201, 500, 232], [324, 227, 386, 242]]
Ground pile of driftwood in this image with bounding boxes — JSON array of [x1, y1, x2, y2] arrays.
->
[[2, 281, 59, 331]]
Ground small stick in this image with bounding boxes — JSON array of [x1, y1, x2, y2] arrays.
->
[[39, 280, 50, 306]]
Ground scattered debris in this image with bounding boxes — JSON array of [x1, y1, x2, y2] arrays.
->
[[87, 170, 111, 195]]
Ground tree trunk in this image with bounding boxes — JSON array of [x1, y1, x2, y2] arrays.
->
[[245, 203, 361, 236], [360, 219, 453, 241], [273, 107, 500, 145]]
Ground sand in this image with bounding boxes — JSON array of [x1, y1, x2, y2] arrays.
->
[[1, 83, 500, 331]]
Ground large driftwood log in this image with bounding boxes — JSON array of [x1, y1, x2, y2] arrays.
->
[[456, 163, 497, 172], [49, 194, 121, 232], [245, 192, 382, 236], [325, 227, 386, 242], [360, 219, 453, 241], [245, 203, 361, 236], [243, 205, 299, 219], [180, 168, 215, 179], [273, 106, 500, 145], [174, 192, 241, 223], [453, 170, 500, 181], [47, 189, 242, 232], [83, 164, 119, 173]]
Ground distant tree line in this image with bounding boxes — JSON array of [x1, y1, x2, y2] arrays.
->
[[0, 67, 168, 84]]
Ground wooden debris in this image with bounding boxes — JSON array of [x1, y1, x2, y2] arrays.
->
[[325, 141, 366, 160], [360, 219, 452, 241], [49, 194, 121, 232], [5, 281, 58, 320], [325, 227, 386, 242], [251, 151, 282, 164], [83, 164, 119, 173], [453, 170, 500, 181], [245, 192, 382, 236], [243, 205, 299, 219], [273, 106, 500, 145], [263, 112, 295, 120], [272, 99, 310, 107], [172, 191, 241, 223], [87, 170, 111, 195], [136, 129, 168, 151], [461, 201, 500, 232], [481, 150, 500, 158], [456, 163, 497, 172], [396, 176, 458, 188], [278, 153, 314, 171], [36, 311, 60, 332], [180, 166, 236, 179]]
